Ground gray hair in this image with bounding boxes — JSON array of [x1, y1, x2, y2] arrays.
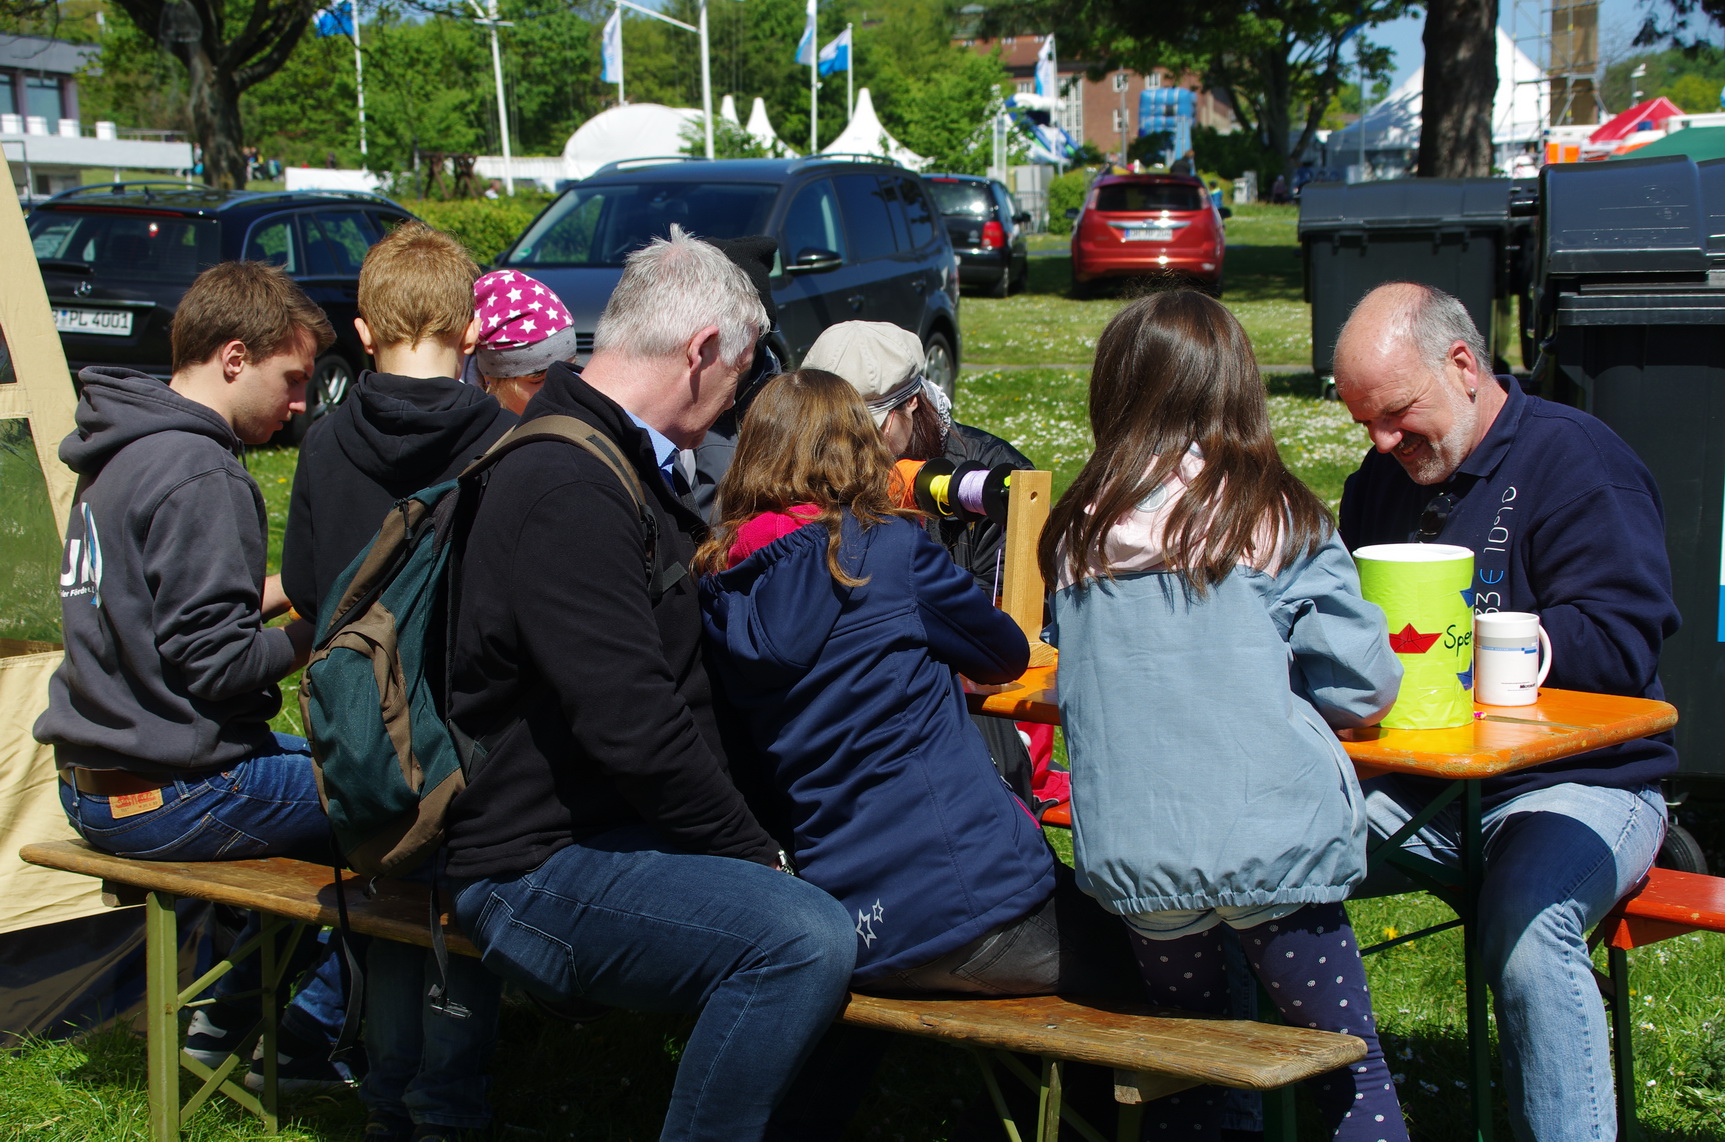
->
[[1378, 282, 1490, 376], [593, 225, 766, 366]]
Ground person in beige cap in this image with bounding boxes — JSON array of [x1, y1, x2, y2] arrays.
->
[[802, 320, 1062, 814]]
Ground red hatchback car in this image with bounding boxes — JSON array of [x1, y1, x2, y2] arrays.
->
[[1069, 173, 1228, 296]]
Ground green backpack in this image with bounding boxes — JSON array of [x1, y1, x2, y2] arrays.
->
[[300, 414, 659, 878]]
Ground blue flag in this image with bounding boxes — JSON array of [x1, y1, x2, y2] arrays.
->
[[818, 26, 851, 77], [314, 1, 353, 38], [795, 0, 816, 66]]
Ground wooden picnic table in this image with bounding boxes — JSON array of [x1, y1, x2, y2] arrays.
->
[[966, 659, 1677, 1141]]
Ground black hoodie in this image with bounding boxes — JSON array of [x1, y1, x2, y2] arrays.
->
[[34, 367, 294, 776], [281, 371, 514, 622]]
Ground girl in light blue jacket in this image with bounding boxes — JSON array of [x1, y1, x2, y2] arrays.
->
[[1041, 291, 1408, 1141]]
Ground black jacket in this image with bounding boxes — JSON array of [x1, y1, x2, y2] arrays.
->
[[443, 363, 779, 881], [281, 371, 514, 622]]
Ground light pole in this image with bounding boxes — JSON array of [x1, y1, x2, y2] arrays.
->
[[1631, 62, 1646, 105], [613, 0, 718, 159], [468, 0, 515, 193]]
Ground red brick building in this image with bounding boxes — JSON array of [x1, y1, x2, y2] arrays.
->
[[957, 34, 1239, 161]]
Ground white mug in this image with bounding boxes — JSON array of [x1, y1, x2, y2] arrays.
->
[[1474, 611, 1553, 706]]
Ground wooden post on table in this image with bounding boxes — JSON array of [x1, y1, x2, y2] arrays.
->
[[1000, 469, 1052, 644]]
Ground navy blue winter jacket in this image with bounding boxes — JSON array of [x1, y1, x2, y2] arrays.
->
[[700, 513, 1050, 984], [1339, 376, 1679, 807]]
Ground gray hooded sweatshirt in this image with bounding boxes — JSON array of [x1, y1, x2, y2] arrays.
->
[[34, 367, 296, 777]]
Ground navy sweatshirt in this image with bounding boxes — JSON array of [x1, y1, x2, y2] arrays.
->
[[1339, 376, 1679, 807]]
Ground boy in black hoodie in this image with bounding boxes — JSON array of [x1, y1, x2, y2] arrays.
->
[[282, 222, 511, 1142]]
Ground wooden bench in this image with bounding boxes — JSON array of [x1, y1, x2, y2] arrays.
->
[[21, 838, 1368, 1142], [1592, 866, 1725, 1142]]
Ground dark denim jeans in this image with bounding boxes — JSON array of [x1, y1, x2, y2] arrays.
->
[[59, 733, 344, 1045], [450, 825, 856, 1142]]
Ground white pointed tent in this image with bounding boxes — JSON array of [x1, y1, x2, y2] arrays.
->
[[561, 102, 704, 180], [821, 88, 926, 169], [746, 97, 798, 158], [720, 93, 741, 125], [1324, 27, 1543, 173]]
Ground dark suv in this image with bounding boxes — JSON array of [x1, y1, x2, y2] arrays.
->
[[496, 157, 962, 393], [925, 173, 1029, 297], [27, 183, 416, 437]]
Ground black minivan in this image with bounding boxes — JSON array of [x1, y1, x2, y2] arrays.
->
[[495, 157, 963, 394]]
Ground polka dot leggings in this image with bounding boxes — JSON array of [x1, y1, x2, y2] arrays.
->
[[1129, 902, 1407, 1141]]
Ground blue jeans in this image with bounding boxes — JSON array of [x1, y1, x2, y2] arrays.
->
[[59, 733, 345, 1046], [1360, 778, 1667, 1142], [451, 825, 856, 1142], [362, 938, 501, 1128]]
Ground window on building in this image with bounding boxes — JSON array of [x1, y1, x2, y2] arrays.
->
[[25, 77, 62, 123], [1113, 72, 1130, 93], [1147, 72, 1163, 90], [0, 76, 15, 117], [1058, 80, 1084, 144], [1015, 79, 1034, 95]]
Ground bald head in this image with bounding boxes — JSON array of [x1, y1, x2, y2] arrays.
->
[[1334, 282, 1502, 486]]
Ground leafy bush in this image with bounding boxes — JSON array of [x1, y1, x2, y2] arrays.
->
[[1046, 168, 1094, 236], [1193, 125, 1272, 182], [405, 197, 550, 266]]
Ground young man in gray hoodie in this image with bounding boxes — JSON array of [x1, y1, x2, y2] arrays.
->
[[33, 260, 349, 1088]]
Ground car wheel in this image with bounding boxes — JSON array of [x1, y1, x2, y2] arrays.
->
[[988, 264, 1011, 298], [1657, 822, 1709, 874], [923, 331, 956, 399], [312, 352, 357, 417]]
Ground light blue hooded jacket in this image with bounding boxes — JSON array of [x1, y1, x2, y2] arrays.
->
[[1049, 487, 1401, 919]]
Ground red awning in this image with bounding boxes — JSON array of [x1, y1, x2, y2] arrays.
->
[[1589, 97, 1686, 143]]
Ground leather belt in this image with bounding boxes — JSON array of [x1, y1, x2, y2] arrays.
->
[[59, 767, 176, 797]]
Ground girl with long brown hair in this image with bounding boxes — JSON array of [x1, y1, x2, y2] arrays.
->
[[696, 368, 1133, 1001], [1042, 291, 1408, 1141]]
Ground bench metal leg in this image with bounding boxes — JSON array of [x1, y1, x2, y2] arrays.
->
[[1609, 945, 1641, 1142], [145, 891, 179, 1142], [1038, 1057, 1062, 1141]]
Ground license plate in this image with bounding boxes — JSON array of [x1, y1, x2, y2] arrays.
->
[[55, 308, 134, 337], [1121, 229, 1174, 242]]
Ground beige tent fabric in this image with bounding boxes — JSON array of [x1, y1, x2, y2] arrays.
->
[[0, 156, 107, 932]]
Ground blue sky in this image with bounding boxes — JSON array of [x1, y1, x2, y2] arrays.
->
[[1374, 0, 1694, 90]]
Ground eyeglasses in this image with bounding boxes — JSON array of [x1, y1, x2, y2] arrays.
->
[[1416, 492, 1457, 541]]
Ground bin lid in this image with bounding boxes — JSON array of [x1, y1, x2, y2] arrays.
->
[[1298, 178, 1511, 235], [1542, 156, 1708, 276]]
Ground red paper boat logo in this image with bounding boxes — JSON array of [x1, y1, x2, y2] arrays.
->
[[1390, 623, 1442, 654]]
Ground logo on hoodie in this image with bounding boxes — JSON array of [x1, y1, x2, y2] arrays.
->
[[856, 899, 885, 947], [59, 502, 104, 607]]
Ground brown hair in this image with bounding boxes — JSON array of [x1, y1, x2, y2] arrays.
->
[[357, 221, 480, 348], [694, 369, 922, 584], [480, 370, 544, 415], [895, 393, 946, 461], [170, 260, 335, 372], [1039, 290, 1331, 596]]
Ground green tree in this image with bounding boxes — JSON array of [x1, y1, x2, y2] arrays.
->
[[1417, 0, 1496, 178], [984, 0, 1408, 180], [1601, 46, 1725, 112]]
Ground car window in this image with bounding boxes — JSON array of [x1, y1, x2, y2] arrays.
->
[[305, 210, 376, 275], [779, 179, 847, 265], [506, 181, 778, 267], [896, 176, 937, 249], [28, 212, 220, 282], [244, 217, 298, 273], [1095, 182, 1205, 212], [927, 180, 994, 218], [834, 174, 899, 263]]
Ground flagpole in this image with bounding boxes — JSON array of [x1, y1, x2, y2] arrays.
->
[[699, 0, 714, 159], [353, 0, 367, 159], [807, 0, 817, 152], [615, 2, 624, 105], [845, 22, 853, 120]]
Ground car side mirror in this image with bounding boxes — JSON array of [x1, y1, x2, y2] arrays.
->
[[1064, 208, 1079, 221], [1218, 207, 1232, 219], [788, 247, 843, 273]]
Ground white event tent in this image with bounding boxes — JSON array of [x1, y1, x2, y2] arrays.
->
[[820, 88, 926, 169], [746, 97, 799, 158], [1324, 27, 1543, 177]]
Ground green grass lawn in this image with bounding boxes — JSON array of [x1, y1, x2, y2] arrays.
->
[[11, 201, 1724, 1140]]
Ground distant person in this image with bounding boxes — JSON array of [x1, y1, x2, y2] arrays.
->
[[1172, 148, 1196, 176], [1271, 173, 1289, 204], [1044, 290, 1407, 1138], [281, 221, 513, 1140], [468, 268, 581, 415], [34, 261, 352, 1091]]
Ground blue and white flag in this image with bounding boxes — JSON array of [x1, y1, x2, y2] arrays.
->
[[601, 7, 623, 85], [795, 0, 817, 66], [1034, 34, 1057, 99], [314, 1, 354, 38], [818, 26, 851, 77]]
